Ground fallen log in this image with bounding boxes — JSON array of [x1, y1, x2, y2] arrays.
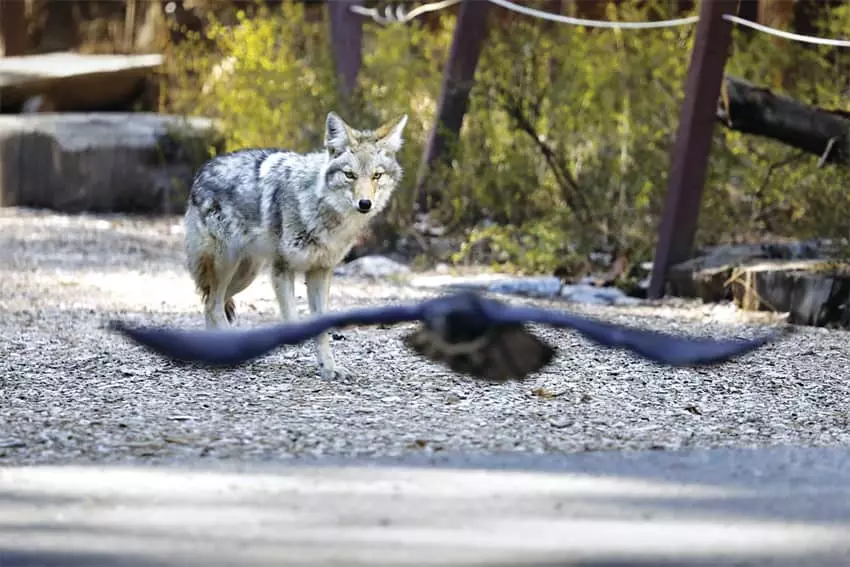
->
[[717, 75, 850, 167]]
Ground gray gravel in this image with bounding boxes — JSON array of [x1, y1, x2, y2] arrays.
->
[[1, 207, 849, 466]]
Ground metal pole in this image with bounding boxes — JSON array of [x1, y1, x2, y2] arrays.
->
[[647, 0, 737, 299], [0, 0, 28, 57], [414, 0, 490, 211]]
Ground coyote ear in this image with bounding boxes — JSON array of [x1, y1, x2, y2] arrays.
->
[[376, 114, 408, 153], [325, 111, 356, 156]]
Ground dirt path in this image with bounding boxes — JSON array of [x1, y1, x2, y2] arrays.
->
[[1, 207, 849, 466]]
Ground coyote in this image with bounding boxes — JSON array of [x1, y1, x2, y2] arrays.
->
[[184, 111, 409, 379]]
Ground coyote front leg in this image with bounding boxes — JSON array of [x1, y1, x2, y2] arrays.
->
[[271, 259, 299, 322], [305, 267, 347, 379]]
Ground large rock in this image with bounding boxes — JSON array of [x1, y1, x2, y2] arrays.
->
[[0, 52, 163, 112], [334, 255, 411, 279], [0, 113, 221, 214]]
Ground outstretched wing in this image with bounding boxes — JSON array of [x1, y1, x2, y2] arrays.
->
[[109, 303, 426, 367], [489, 302, 781, 366]]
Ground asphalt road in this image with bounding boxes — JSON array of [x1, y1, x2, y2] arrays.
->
[[2, 445, 850, 566]]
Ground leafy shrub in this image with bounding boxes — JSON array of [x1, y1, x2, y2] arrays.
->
[[164, 2, 339, 152]]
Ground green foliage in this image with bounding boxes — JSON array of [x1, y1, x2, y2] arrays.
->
[[165, 2, 339, 152], [707, 1, 850, 246], [446, 0, 697, 272], [163, 0, 850, 275]]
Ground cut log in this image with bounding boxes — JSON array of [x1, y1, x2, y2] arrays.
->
[[717, 75, 850, 166], [728, 260, 850, 328], [667, 243, 773, 302], [0, 113, 222, 215], [0, 52, 163, 112], [666, 240, 834, 303]]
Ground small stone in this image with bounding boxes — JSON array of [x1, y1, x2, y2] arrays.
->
[[335, 255, 411, 279], [488, 276, 562, 298], [563, 291, 612, 305]]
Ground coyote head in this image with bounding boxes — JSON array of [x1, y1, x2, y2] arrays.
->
[[323, 111, 408, 217]]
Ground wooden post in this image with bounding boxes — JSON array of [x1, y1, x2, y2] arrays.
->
[[124, 0, 138, 52], [414, 0, 490, 211], [327, 0, 363, 98], [647, 0, 737, 299], [0, 0, 28, 57]]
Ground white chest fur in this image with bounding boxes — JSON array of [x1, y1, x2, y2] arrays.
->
[[276, 214, 367, 271]]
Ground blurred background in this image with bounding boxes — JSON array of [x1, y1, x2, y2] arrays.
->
[[0, 0, 848, 286]]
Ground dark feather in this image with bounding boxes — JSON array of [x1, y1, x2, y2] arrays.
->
[[108, 303, 424, 367], [484, 300, 782, 367], [108, 291, 783, 380]]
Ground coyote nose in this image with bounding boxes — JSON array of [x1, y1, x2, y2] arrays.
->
[[357, 199, 372, 213]]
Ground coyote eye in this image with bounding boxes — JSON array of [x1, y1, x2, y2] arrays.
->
[[343, 170, 356, 180], [372, 172, 384, 181]]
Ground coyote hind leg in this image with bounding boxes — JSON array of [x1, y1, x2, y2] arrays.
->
[[191, 250, 240, 328], [220, 257, 263, 323]]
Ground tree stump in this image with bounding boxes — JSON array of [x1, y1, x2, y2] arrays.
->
[[666, 243, 769, 302], [0, 113, 221, 215], [729, 260, 850, 327]]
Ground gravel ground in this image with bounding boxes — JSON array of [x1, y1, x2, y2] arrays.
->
[[1, 207, 849, 466]]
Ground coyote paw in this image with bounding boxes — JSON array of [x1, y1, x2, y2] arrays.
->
[[319, 363, 350, 380]]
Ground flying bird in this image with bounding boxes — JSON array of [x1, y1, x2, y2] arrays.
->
[[108, 291, 782, 382]]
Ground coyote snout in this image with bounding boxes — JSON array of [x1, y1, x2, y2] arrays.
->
[[352, 177, 378, 214]]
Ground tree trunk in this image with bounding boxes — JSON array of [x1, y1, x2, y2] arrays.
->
[[718, 75, 850, 167], [0, 1, 28, 56], [327, 0, 362, 99], [414, 0, 491, 211]]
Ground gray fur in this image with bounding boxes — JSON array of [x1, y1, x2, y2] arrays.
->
[[184, 111, 408, 379]]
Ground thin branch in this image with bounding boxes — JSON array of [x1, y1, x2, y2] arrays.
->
[[493, 85, 590, 221]]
